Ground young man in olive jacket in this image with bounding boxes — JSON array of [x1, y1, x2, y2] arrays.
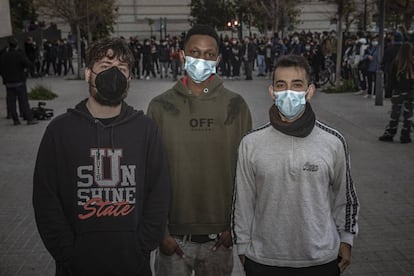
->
[[147, 24, 252, 276]]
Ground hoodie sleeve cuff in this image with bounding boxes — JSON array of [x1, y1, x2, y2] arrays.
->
[[236, 243, 249, 256], [339, 232, 355, 247]]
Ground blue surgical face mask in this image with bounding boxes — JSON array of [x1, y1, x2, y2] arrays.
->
[[184, 55, 217, 83], [274, 90, 307, 120]]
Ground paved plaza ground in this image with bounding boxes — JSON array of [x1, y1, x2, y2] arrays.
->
[[0, 75, 413, 275]]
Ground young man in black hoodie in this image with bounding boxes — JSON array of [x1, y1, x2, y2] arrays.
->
[[33, 38, 171, 276]]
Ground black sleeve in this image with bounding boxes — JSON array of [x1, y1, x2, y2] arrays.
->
[[138, 124, 171, 254], [32, 127, 75, 263], [389, 62, 398, 92]]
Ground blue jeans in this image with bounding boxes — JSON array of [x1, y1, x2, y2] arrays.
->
[[256, 55, 265, 75], [155, 238, 233, 276]]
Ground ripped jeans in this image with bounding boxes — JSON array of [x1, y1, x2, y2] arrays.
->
[[154, 237, 233, 276]]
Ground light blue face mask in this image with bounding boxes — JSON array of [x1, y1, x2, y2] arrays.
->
[[184, 55, 217, 83], [274, 90, 307, 120]]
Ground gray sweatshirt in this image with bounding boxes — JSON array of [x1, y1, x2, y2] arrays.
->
[[231, 121, 359, 268]]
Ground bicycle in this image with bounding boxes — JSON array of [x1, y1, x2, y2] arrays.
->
[[318, 55, 336, 86]]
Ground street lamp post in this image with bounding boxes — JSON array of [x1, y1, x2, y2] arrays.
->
[[226, 19, 239, 39], [375, 0, 385, 106]]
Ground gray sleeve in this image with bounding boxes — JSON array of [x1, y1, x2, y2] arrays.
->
[[231, 138, 256, 255], [331, 137, 359, 246]]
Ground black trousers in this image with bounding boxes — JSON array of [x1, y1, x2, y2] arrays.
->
[[244, 60, 253, 79], [367, 71, 376, 95], [244, 257, 340, 276], [6, 83, 34, 122]]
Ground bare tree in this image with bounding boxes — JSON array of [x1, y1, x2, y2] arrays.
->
[[239, 0, 300, 36], [319, 0, 358, 86], [386, 0, 414, 30]]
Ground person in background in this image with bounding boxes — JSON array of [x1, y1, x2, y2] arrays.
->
[[142, 39, 156, 80], [158, 39, 170, 79], [24, 36, 39, 77], [0, 38, 37, 125], [221, 38, 233, 79], [264, 39, 274, 79], [232, 54, 359, 276], [66, 39, 75, 75], [151, 38, 160, 75], [147, 24, 252, 276], [56, 39, 68, 76], [353, 37, 369, 95], [256, 38, 266, 77], [379, 42, 414, 144], [231, 38, 242, 80], [289, 34, 305, 56], [33, 38, 171, 275], [242, 37, 256, 80], [362, 36, 379, 98], [169, 37, 181, 81], [382, 32, 403, 98]]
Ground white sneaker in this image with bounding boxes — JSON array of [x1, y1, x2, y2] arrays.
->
[[354, 90, 366, 95], [364, 94, 372, 99]]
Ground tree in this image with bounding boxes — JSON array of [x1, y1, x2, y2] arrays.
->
[[34, 0, 118, 79], [80, 0, 116, 42], [342, 0, 358, 32], [189, 0, 237, 30], [319, 0, 359, 86], [144, 17, 154, 38], [10, 0, 38, 34], [385, 0, 414, 30], [238, 0, 301, 36]]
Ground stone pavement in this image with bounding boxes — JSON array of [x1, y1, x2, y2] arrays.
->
[[0, 75, 413, 276]]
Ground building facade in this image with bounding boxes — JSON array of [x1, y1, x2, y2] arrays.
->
[[113, 0, 191, 39], [53, 0, 372, 41], [0, 0, 13, 37]]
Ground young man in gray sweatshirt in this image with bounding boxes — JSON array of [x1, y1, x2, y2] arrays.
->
[[231, 54, 359, 276]]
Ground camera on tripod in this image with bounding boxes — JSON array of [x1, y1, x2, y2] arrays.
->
[[31, 102, 54, 120]]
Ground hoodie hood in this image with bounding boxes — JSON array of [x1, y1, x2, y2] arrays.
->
[[173, 75, 225, 100], [167, 76, 227, 115], [67, 98, 144, 152], [358, 38, 367, 44], [68, 98, 143, 127]]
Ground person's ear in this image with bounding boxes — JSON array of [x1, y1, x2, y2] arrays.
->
[[306, 83, 316, 100], [268, 85, 275, 100], [85, 67, 91, 82], [215, 54, 221, 65], [179, 49, 186, 65]]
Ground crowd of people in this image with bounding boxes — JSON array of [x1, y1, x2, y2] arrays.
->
[[19, 36, 79, 78], [123, 31, 336, 85], [1, 24, 413, 137], [5, 26, 413, 91], [341, 28, 414, 99]]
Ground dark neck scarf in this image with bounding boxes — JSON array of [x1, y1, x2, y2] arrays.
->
[[269, 102, 316, 137]]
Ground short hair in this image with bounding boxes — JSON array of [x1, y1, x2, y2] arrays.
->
[[86, 38, 134, 69], [272, 55, 312, 84], [8, 37, 18, 48], [183, 24, 220, 50]]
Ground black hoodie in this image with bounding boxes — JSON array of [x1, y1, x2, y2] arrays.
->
[[33, 99, 171, 276]]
